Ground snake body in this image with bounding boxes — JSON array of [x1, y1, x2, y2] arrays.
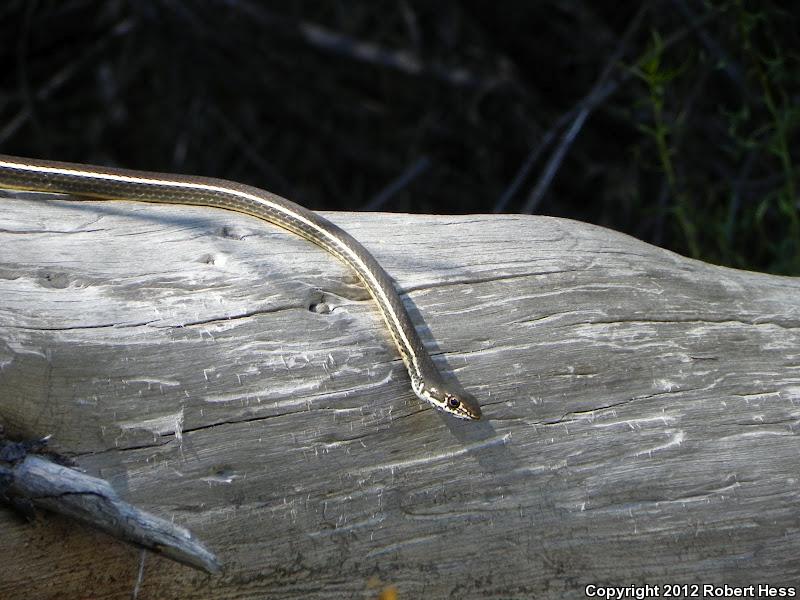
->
[[0, 154, 481, 420]]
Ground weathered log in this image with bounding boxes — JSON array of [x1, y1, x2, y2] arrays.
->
[[1, 190, 799, 599]]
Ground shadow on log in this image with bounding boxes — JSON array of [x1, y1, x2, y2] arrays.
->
[[1, 191, 799, 598]]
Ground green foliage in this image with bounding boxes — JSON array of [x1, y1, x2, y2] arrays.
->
[[627, 2, 799, 273]]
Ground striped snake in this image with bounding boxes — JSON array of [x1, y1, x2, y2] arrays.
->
[[0, 155, 481, 420]]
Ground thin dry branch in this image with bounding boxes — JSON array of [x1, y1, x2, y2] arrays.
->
[[2, 453, 220, 574]]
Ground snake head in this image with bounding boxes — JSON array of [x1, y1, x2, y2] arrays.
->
[[442, 390, 482, 420], [415, 381, 482, 420]]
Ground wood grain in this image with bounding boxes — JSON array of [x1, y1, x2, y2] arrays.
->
[[1, 191, 799, 599]]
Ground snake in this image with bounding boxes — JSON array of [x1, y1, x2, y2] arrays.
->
[[0, 154, 481, 420]]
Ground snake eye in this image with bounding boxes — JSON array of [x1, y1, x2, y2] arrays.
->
[[448, 397, 460, 409]]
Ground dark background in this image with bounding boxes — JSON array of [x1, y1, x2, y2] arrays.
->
[[1, 1, 798, 274]]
